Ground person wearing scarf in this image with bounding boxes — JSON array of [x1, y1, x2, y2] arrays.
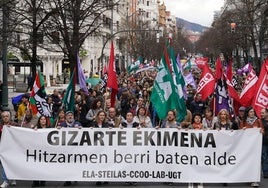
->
[[239, 106, 264, 188], [239, 107, 264, 130]]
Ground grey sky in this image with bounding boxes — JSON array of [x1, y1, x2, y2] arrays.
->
[[163, 0, 225, 27]]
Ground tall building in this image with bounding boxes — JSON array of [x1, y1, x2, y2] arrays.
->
[[0, 0, 176, 86]]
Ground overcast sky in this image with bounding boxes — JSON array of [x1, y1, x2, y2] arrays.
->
[[163, 0, 225, 27]]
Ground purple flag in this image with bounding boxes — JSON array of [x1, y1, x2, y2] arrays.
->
[[184, 72, 196, 89], [242, 63, 253, 73], [215, 78, 234, 115], [77, 55, 89, 95], [176, 53, 183, 71]]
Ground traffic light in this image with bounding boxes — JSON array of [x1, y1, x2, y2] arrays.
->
[[230, 22, 236, 33]]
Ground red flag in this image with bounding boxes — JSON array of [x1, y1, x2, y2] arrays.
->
[[240, 69, 258, 107], [195, 57, 209, 69], [252, 59, 268, 118], [107, 41, 118, 107], [163, 46, 172, 73], [225, 74, 240, 103], [196, 63, 215, 101], [215, 57, 223, 80], [227, 58, 233, 81]]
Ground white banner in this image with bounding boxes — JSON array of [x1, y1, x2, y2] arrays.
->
[[0, 126, 262, 183]]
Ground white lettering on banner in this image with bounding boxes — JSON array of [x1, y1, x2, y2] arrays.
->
[[244, 70, 256, 85], [0, 127, 262, 183], [256, 82, 268, 107], [197, 73, 214, 92]]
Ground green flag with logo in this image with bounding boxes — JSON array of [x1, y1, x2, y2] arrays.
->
[[150, 47, 181, 120], [168, 46, 187, 122]]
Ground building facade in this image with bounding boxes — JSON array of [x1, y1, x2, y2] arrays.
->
[[0, 0, 177, 86]]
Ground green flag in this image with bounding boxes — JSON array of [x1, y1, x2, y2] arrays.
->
[[183, 59, 192, 71], [127, 57, 143, 73], [62, 70, 75, 112], [150, 47, 181, 120], [168, 46, 187, 122]]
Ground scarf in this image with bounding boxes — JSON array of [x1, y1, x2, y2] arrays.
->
[[246, 116, 258, 125]]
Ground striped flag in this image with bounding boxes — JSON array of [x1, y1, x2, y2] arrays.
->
[[29, 71, 52, 117]]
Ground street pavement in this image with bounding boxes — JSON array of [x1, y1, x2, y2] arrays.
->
[[3, 88, 268, 188], [0, 180, 268, 188]]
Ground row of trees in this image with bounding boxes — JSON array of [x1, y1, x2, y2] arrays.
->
[[0, 0, 119, 80], [196, 0, 268, 73], [0, 0, 194, 80]]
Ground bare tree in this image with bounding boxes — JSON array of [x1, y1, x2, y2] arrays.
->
[[229, 0, 267, 70], [8, 0, 57, 83], [44, 0, 120, 75], [197, 0, 267, 71]]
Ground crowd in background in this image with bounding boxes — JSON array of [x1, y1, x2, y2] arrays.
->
[[0, 65, 268, 187]]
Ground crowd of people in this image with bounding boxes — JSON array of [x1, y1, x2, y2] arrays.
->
[[0, 68, 268, 188]]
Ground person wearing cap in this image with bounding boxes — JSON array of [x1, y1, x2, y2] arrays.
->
[[17, 94, 30, 122], [59, 111, 82, 128], [234, 106, 246, 129], [58, 111, 81, 186]]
